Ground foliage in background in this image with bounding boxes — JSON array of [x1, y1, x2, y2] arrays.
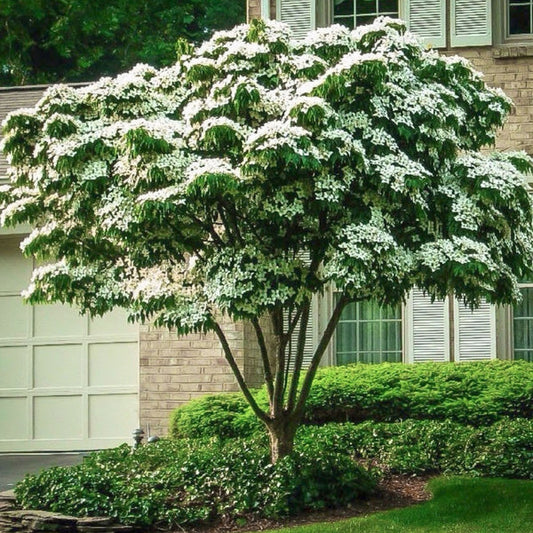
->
[[169, 361, 533, 439], [14, 439, 376, 529], [2, 18, 533, 462], [297, 418, 533, 479], [0, 0, 245, 85]]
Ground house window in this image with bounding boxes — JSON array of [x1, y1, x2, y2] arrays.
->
[[333, 0, 399, 29], [336, 297, 402, 364], [508, 0, 533, 35], [513, 283, 533, 361]]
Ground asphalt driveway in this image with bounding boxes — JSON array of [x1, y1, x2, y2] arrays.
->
[[0, 453, 85, 491]]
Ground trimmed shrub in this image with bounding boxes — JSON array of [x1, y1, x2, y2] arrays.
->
[[14, 439, 376, 529], [169, 392, 264, 439], [296, 418, 533, 479], [169, 361, 533, 440]]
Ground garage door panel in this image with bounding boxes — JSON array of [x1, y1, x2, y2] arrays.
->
[[1, 237, 139, 452], [89, 342, 138, 387], [89, 394, 138, 438], [0, 296, 29, 338], [89, 309, 137, 336], [33, 395, 83, 439], [33, 344, 83, 388], [0, 397, 28, 439], [0, 240, 32, 292], [0, 346, 28, 388], [34, 303, 87, 338]]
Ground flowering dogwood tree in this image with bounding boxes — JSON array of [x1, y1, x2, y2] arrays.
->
[[2, 18, 533, 462]]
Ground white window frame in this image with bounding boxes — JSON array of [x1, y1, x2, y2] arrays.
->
[[322, 287, 407, 366], [511, 281, 533, 361], [494, 0, 533, 44], [331, 0, 401, 28]]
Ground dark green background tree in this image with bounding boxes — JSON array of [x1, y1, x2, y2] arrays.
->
[[0, 0, 245, 86]]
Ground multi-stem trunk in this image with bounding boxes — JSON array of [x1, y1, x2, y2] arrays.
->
[[213, 294, 350, 465], [266, 415, 299, 464]]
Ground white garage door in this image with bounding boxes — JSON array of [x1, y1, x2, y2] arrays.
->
[[0, 236, 139, 451]]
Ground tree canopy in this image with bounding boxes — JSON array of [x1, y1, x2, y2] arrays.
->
[[1, 18, 533, 461], [0, 0, 245, 86]]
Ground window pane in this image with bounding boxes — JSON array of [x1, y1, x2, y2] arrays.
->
[[356, 15, 377, 26], [380, 0, 398, 12], [358, 0, 377, 15], [334, 0, 354, 16], [336, 297, 401, 364], [382, 351, 402, 362], [515, 350, 533, 362], [509, 5, 531, 34], [384, 320, 401, 351], [341, 300, 357, 321], [337, 321, 356, 354], [359, 299, 380, 320], [334, 16, 355, 29], [513, 286, 533, 360]]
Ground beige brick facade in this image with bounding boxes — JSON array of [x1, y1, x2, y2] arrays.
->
[[453, 48, 533, 155], [139, 317, 266, 436]]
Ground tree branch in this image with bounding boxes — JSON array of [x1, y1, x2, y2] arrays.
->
[[251, 317, 274, 401], [291, 293, 349, 422], [287, 299, 310, 412], [212, 320, 269, 423], [271, 307, 287, 417]]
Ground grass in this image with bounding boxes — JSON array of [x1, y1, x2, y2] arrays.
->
[[252, 477, 533, 533]]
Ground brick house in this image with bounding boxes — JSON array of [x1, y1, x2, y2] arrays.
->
[[1, 0, 532, 452]]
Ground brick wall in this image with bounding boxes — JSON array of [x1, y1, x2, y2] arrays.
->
[[454, 48, 533, 155], [139, 315, 271, 437]]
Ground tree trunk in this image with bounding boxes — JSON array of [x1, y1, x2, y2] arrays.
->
[[267, 417, 298, 464]]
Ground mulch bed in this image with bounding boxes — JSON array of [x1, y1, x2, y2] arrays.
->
[[177, 474, 434, 533]]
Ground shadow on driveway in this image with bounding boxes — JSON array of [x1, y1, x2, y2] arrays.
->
[[0, 453, 85, 491]]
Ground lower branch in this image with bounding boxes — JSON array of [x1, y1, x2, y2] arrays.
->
[[212, 320, 269, 423], [251, 317, 274, 401], [291, 293, 349, 422], [287, 300, 310, 412]]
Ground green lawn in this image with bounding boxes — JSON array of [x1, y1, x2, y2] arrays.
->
[[253, 477, 533, 533]]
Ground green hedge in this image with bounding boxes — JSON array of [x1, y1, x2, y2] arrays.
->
[[169, 361, 533, 440], [296, 418, 533, 479], [14, 439, 376, 529]]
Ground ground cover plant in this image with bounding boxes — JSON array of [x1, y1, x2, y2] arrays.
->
[[14, 438, 376, 529], [169, 360, 533, 439], [252, 477, 533, 533], [2, 18, 533, 463], [13, 416, 532, 529]]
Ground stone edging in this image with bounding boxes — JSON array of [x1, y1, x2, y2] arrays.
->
[[0, 491, 135, 532]]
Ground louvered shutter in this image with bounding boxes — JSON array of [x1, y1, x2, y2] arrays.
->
[[407, 288, 450, 362], [285, 294, 319, 371], [404, 0, 446, 48], [277, 0, 316, 40], [451, 0, 492, 47], [454, 299, 496, 361]]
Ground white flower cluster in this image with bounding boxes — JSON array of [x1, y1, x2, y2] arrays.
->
[[418, 237, 496, 272]]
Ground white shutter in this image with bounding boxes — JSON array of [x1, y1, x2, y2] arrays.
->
[[454, 299, 496, 361], [451, 0, 492, 47], [276, 0, 316, 40], [407, 288, 450, 362], [404, 0, 446, 48]]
